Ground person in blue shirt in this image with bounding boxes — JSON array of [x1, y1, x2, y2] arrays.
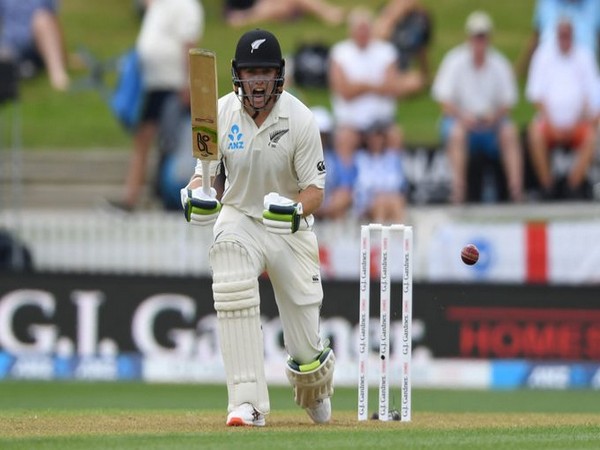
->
[[312, 106, 359, 220], [0, 0, 69, 90], [353, 121, 408, 224]]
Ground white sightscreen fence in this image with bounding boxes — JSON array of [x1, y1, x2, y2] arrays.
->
[[0, 210, 212, 275]]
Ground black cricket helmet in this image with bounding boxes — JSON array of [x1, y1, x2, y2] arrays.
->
[[231, 29, 285, 110]]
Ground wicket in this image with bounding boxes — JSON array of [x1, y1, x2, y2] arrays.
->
[[358, 224, 413, 422]]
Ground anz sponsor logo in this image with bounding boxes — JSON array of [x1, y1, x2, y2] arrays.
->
[[227, 124, 244, 150], [527, 365, 570, 389]]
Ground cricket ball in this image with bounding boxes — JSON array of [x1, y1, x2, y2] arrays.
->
[[461, 244, 479, 265]]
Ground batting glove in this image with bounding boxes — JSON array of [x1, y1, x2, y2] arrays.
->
[[262, 192, 302, 234], [180, 187, 221, 226]]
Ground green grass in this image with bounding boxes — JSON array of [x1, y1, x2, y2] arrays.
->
[[14, 0, 537, 150], [1, 381, 599, 449]]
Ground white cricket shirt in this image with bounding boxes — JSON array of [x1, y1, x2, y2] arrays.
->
[[195, 91, 326, 220]]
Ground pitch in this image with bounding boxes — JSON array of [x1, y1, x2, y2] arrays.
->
[[1, 382, 599, 449]]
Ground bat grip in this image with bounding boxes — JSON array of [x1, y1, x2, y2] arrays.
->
[[201, 161, 211, 196]]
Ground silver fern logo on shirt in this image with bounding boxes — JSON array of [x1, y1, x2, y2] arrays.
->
[[268, 129, 289, 148]]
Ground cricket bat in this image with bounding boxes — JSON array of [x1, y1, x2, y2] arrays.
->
[[188, 49, 219, 195]]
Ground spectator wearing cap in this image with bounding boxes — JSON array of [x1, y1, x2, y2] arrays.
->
[[431, 10, 523, 204], [525, 17, 599, 200]]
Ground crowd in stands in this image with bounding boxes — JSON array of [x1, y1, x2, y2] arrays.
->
[[313, 0, 600, 222], [3, 0, 600, 219]]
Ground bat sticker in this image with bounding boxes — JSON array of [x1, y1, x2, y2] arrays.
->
[[192, 126, 218, 157]]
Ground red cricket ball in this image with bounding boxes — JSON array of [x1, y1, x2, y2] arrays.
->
[[461, 244, 479, 266]]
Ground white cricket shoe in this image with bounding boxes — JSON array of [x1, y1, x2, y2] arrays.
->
[[226, 403, 266, 427], [305, 398, 331, 424]]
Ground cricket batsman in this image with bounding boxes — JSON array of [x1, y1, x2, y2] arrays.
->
[[181, 29, 334, 426]]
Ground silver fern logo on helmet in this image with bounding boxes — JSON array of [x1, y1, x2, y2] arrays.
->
[[250, 39, 266, 53]]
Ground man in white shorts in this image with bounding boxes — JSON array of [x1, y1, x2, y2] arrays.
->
[[181, 28, 334, 427]]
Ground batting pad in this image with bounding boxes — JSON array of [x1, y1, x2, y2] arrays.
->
[[210, 240, 269, 414], [286, 348, 335, 409]]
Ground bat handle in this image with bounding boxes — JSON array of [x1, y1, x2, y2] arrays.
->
[[201, 161, 211, 196]]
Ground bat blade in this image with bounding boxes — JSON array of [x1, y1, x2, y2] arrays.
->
[[188, 49, 218, 194]]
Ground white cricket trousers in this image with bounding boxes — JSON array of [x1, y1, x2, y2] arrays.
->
[[212, 205, 324, 364]]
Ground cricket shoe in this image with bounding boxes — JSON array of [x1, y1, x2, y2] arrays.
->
[[226, 403, 266, 427], [305, 398, 331, 424]]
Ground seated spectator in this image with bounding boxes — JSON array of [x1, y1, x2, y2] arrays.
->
[[517, 0, 600, 77], [329, 6, 423, 168], [525, 17, 599, 200], [431, 10, 523, 204], [374, 0, 433, 82], [353, 122, 408, 224], [223, 0, 345, 27], [312, 106, 358, 220], [0, 0, 69, 91]]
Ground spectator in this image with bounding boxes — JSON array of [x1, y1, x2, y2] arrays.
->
[[353, 122, 408, 224], [0, 0, 69, 91], [374, 0, 433, 82], [312, 106, 358, 220], [431, 10, 523, 204], [329, 6, 423, 168], [525, 17, 599, 200], [109, 0, 204, 212], [517, 0, 600, 77], [224, 0, 345, 28]]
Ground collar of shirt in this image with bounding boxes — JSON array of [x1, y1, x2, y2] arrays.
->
[[232, 90, 291, 128]]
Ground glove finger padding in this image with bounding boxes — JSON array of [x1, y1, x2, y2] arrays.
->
[[286, 348, 335, 409], [185, 198, 221, 224], [181, 187, 221, 226], [262, 204, 301, 234], [262, 193, 303, 234]]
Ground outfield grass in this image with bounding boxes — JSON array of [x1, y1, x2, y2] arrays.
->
[[1, 382, 599, 449], [15, 0, 536, 149]]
